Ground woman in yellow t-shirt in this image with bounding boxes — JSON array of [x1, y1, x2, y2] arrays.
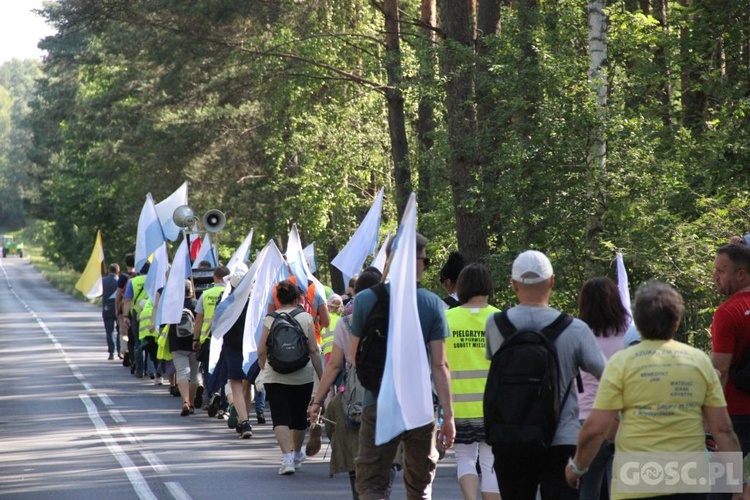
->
[[566, 281, 741, 500]]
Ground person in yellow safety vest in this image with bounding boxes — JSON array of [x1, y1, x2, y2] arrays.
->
[[444, 263, 501, 500], [191, 266, 230, 410], [138, 295, 161, 382], [122, 262, 150, 378], [321, 294, 345, 366]]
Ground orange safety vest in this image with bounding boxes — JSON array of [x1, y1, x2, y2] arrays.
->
[[273, 276, 321, 344]]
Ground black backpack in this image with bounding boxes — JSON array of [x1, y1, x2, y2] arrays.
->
[[355, 283, 390, 394], [266, 308, 310, 374], [730, 346, 750, 393], [483, 310, 574, 455]]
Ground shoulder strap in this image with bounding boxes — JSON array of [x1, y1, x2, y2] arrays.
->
[[289, 307, 305, 318], [493, 310, 516, 340], [371, 283, 389, 302], [541, 313, 574, 343]]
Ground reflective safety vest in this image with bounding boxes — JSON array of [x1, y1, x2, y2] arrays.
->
[[129, 275, 148, 318], [139, 298, 156, 340], [199, 284, 226, 343], [444, 305, 501, 420], [321, 312, 340, 360], [273, 276, 322, 344]]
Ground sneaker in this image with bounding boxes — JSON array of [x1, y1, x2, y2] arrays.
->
[[238, 420, 253, 439], [217, 409, 228, 420], [107, 354, 114, 360], [135, 372, 144, 379], [207, 394, 221, 418], [278, 460, 295, 476], [294, 453, 305, 470], [256, 411, 266, 425], [193, 386, 204, 409], [305, 422, 322, 457], [227, 404, 238, 429], [155, 377, 164, 386], [149, 373, 156, 380]]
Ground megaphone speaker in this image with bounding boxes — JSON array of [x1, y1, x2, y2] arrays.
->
[[202, 209, 226, 233], [173, 205, 197, 228]]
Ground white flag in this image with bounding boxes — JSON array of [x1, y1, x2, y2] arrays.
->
[[371, 232, 392, 273], [242, 240, 285, 373], [135, 194, 166, 273], [155, 181, 189, 242], [376, 193, 433, 444], [616, 252, 632, 325], [331, 188, 383, 283]]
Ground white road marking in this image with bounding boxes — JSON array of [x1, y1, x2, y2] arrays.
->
[[3, 260, 184, 500], [79, 394, 157, 500], [99, 393, 114, 406], [109, 409, 126, 423], [165, 482, 193, 500], [141, 451, 169, 474]]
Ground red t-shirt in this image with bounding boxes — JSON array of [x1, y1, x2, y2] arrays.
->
[[712, 290, 750, 415]]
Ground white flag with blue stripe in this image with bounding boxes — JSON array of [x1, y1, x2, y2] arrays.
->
[[376, 192, 434, 445], [331, 188, 383, 284], [192, 233, 217, 268], [155, 181, 188, 242], [144, 242, 169, 303], [156, 237, 191, 326], [286, 224, 326, 304], [227, 229, 253, 274], [135, 194, 166, 273], [303, 243, 317, 274]]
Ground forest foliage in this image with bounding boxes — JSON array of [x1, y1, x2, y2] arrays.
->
[[2, 0, 750, 349]]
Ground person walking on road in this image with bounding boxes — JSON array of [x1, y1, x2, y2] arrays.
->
[[102, 263, 120, 360], [258, 279, 323, 476]]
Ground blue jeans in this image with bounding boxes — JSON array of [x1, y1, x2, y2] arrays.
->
[[579, 439, 614, 500], [103, 316, 118, 355]]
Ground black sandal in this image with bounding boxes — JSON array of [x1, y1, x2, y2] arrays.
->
[[180, 402, 190, 416]]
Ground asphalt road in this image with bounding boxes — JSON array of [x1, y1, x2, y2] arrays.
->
[[0, 257, 461, 499]]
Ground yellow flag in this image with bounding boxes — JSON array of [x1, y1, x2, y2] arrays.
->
[[75, 230, 104, 298]]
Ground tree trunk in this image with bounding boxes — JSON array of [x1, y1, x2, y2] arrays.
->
[[416, 0, 436, 214], [384, 0, 411, 220], [653, 0, 672, 127], [476, 0, 510, 245], [438, 0, 489, 262], [679, 0, 706, 132], [584, 0, 608, 278]]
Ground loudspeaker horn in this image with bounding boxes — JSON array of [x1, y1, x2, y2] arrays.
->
[[202, 209, 226, 233], [173, 205, 197, 228]]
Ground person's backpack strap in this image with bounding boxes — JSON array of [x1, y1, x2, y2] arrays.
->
[[493, 310, 516, 340], [542, 312, 576, 407], [370, 283, 389, 303]]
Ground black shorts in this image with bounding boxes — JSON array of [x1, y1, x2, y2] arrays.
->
[[264, 382, 313, 430]]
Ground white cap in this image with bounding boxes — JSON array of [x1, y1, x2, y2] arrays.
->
[[512, 250, 553, 284], [229, 270, 246, 288]]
